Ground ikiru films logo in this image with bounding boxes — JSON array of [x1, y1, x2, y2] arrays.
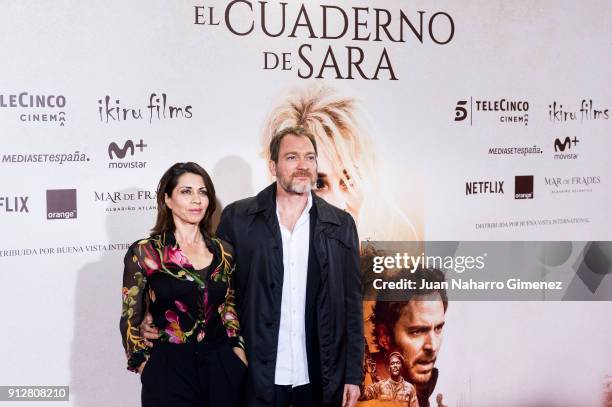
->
[[0, 92, 66, 126], [548, 99, 609, 124], [455, 98, 529, 126], [97, 93, 193, 124], [515, 175, 534, 199], [46, 189, 77, 220]]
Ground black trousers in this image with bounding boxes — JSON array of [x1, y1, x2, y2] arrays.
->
[[141, 339, 246, 407], [245, 383, 336, 407], [273, 384, 316, 407]]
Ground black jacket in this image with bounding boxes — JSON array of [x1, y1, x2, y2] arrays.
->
[[217, 183, 364, 405]]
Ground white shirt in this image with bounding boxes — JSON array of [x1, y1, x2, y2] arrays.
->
[[274, 193, 312, 386]]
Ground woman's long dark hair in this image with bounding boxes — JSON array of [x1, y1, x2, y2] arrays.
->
[[151, 162, 216, 237]]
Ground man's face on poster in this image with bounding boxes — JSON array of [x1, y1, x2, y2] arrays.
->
[[392, 293, 445, 385], [388, 354, 403, 379]]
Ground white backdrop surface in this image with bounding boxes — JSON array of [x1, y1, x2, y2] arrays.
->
[[0, 1, 611, 406]]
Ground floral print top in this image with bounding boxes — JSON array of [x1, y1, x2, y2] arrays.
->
[[120, 232, 244, 372]]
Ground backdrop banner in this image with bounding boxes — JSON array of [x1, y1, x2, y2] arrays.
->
[[0, 1, 610, 406]]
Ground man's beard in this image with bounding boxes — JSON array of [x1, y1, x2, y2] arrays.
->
[[279, 171, 315, 194], [407, 357, 437, 384]]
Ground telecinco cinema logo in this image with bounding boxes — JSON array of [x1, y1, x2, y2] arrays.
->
[[455, 98, 529, 126], [46, 189, 77, 220], [0, 92, 67, 126]]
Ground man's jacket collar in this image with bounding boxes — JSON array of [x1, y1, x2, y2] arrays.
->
[[247, 182, 341, 226]]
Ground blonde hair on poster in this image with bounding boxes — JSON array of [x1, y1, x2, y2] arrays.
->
[[261, 84, 418, 241]]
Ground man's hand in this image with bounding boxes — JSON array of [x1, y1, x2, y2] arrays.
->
[[342, 384, 360, 407], [232, 347, 248, 367], [137, 359, 147, 375], [140, 313, 159, 347]]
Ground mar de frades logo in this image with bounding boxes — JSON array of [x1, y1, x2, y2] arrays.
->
[[46, 189, 77, 220], [94, 189, 157, 213], [544, 175, 600, 194], [0, 92, 67, 126]]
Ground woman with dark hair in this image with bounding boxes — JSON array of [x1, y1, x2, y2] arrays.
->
[[120, 162, 246, 407]]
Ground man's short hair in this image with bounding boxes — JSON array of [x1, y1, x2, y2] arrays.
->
[[371, 267, 448, 349], [388, 351, 404, 365], [268, 126, 318, 163]]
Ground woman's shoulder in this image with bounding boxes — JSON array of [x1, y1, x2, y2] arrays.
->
[[209, 236, 235, 280], [127, 234, 165, 254], [210, 236, 234, 259], [124, 235, 166, 276]]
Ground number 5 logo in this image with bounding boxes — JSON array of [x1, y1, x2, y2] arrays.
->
[[454, 100, 468, 121]]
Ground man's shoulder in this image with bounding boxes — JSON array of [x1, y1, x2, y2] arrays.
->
[[222, 196, 257, 217], [313, 194, 356, 228], [222, 183, 276, 216], [211, 236, 234, 257], [400, 379, 416, 392], [375, 378, 395, 392]]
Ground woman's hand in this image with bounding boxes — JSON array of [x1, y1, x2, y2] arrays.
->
[[137, 359, 148, 374], [139, 313, 159, 347], [232, 347, 248, 367]]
